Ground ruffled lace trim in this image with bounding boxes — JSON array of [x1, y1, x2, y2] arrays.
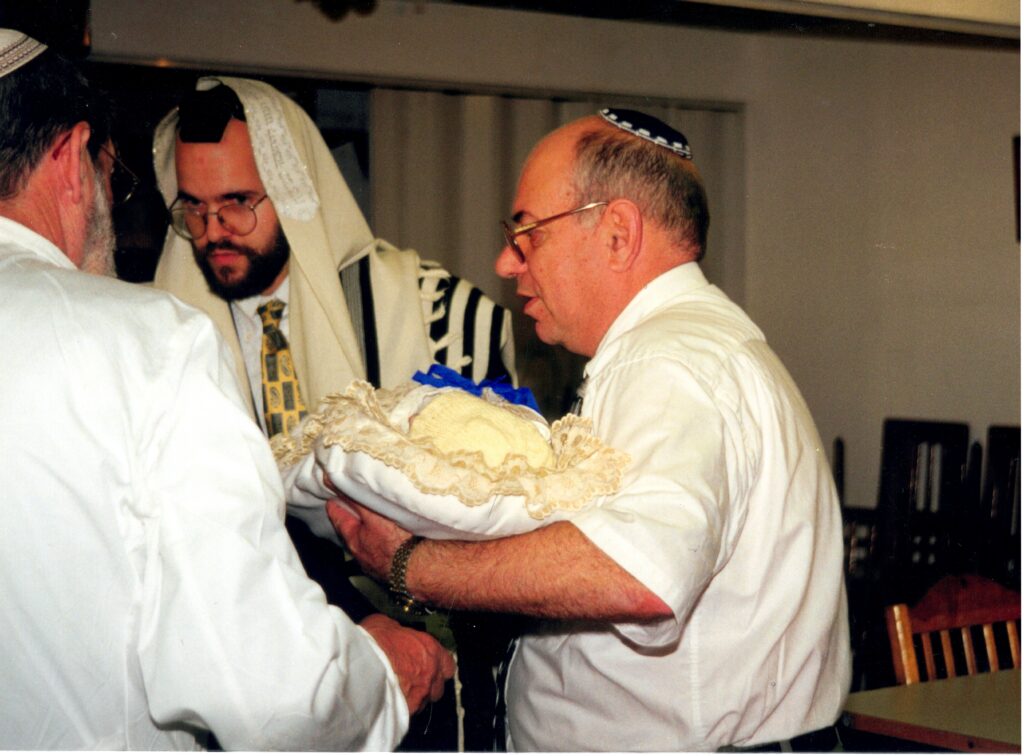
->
[[271, 380, 630, 520]]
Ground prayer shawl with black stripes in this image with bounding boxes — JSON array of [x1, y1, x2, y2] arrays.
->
[[152, 76, 515, 421], [340, 249, 513, 390]]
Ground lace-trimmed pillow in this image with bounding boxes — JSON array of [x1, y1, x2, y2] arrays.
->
[[272, 380, 630, 540]]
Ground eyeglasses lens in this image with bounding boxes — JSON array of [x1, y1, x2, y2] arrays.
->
[[501, 221, 525, 263], [170, 204, 258, 240], [184, 211, 206, 240], [219, 204, 257, 235], [169, 208, 201, 240]]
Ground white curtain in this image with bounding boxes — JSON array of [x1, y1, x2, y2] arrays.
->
[[370, 89, 743, 416]]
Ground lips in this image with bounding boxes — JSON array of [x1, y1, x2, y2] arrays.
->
[[202, 243, 253, 266], [207, 249, 243, 264], [520, 293, 541, 319]]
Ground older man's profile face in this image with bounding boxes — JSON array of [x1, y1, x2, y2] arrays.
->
[[496, 122, 608, 357], [175, 118, 289, 300]]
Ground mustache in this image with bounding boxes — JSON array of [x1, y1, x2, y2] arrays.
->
[[201, 240, 258, 259]]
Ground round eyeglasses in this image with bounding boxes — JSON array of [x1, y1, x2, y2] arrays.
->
[[500, 200, 608, 263], [169, 195, 270, 240]]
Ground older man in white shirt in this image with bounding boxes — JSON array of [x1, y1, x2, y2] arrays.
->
[[329, 109, 852, 751], [0, 30, 452, 750]]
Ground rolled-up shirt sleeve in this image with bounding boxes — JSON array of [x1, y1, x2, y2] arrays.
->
[[134, 314, 407, 750], [570, 352, 754, 649]]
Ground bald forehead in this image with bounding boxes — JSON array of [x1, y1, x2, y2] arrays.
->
[[530, 116, 613, 161], [519, 116, 613, 189]]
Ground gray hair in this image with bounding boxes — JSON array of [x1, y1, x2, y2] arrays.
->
[[0, 48, 110, 200], [571, 127, 710, 260]]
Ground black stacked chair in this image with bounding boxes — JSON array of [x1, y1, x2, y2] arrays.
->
[[874, 419, 971, 605], [978, 425, 1021, 590], [844, 419, 971, 690], [846, 420, 1019, 694]]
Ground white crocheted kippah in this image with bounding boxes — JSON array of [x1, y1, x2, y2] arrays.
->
[[0, 30, 46, 78]]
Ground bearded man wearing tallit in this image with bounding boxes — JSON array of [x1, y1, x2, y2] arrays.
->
[[152, 77, 516, 751]]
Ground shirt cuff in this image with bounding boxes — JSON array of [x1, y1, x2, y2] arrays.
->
[[355, 624, 411, 739]]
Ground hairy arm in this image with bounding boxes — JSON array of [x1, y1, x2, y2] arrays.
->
[[329, 500, 672, 622]]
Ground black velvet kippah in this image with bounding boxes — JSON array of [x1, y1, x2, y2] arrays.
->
[[178, 84, 247, 143], [599, 108, 692, 159]]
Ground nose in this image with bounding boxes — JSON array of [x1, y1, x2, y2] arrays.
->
[[204, 211, 229, 244], [495, 244, 525, 279]]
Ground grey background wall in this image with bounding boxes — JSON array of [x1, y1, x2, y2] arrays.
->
[[88, 0, 1020, 510]]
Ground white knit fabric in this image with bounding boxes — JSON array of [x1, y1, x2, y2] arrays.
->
[[0, 30, 46, 78]]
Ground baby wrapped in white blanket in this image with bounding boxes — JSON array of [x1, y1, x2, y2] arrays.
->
[[274, 380, 629, 540]]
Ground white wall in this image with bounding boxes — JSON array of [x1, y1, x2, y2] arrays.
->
[[742, 34, 1020, 508], [90, 0, 1021, 508], [701, 0, 1019, 34]]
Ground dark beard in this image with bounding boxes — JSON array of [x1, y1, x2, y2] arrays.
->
[[194, 226, 291, 301]]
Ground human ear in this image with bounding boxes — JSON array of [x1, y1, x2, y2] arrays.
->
[[51, 121, 93, 207], [603, 198, 643, 272]]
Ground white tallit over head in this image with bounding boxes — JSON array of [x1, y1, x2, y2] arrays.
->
[[152, 76, 431, 415]]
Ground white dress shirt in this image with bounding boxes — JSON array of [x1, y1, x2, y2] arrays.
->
[[0, 217, 407, 750], [506, 263, 851, 751]]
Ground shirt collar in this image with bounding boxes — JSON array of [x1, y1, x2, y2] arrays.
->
[[585, 262, 709, 375], [232, 274, 290, 318], [0, 216, 77, 270]]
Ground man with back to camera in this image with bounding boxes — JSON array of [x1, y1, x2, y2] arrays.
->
[[151, 77, 518, 749], [0, 29, 453, 750], [328, 108, 853, 751]]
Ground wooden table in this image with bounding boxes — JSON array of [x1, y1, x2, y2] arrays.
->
[[843, 668, 1021, 752]]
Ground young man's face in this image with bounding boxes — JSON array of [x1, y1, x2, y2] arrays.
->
[[174, 118, 289, 300]]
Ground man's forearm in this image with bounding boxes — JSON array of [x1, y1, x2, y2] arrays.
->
[[404, 522, 673, 621]]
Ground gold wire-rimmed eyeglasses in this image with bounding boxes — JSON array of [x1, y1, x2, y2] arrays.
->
[[168, 194, 271, 240], [500, 200, 608, 262]]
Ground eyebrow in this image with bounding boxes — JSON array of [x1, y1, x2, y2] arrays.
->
[[176, 189, 256, 204]]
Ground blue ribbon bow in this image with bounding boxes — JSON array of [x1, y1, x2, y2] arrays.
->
[[412, 364, 541, 414]]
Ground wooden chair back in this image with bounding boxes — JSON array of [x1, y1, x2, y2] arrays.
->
[[885, 574, 1021, 685]]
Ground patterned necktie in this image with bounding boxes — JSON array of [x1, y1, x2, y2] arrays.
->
[[257, 299, 307, 436]]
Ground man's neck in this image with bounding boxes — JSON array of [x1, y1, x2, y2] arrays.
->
[[0, 191, 74, 264], [261, 260, 290, 298], [230, 273, 291, 315]]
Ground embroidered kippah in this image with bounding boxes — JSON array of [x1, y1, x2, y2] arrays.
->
[[0, 30, 46, 78], [599, 108, 692, 160]]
